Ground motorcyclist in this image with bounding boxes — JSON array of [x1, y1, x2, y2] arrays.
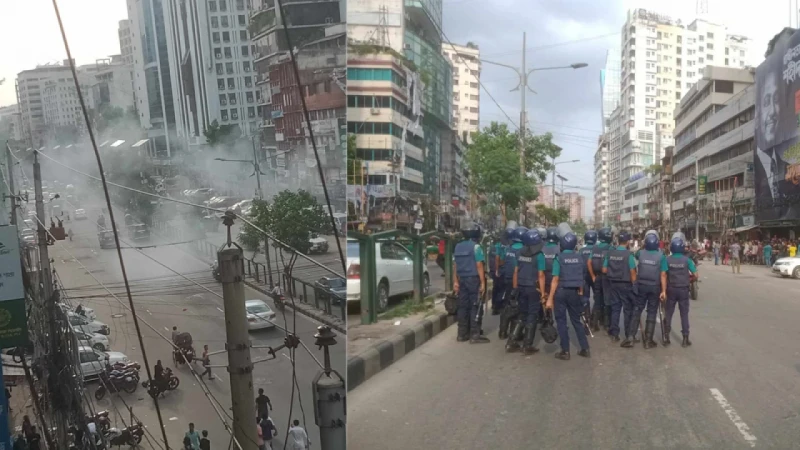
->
[[154, 360, 165, 392]]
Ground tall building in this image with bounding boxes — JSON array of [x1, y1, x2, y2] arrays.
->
[[608, 8, 752, 222], [126, 0, 177, 158], [118, 20, 134, 65], [600, 48, 621, 133], [16, 63, 75, 148], [562, 192, 585, 223], [41, 74, 91, 131], [594, 133, 609, 226], [0, 105, 22, 142], [347, 0, 453, 211], [80, 56, 135, 114], [442, 42, 480, 144]]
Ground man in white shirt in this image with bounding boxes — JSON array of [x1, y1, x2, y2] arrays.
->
[[287, 420, 310, 450]]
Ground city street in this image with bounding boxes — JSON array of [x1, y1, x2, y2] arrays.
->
[[45, 200, 345, 449], [348, 262, 800, 449]]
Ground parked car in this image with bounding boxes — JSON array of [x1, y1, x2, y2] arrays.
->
[[345, 238, 431, 312], [245, 299, 277, 331], [60, 303, 97, 322], [74, 329, 111, 351], [233, 199, 253, 214], [68, 312, 110, 335], [128, 224, 150, 241], [315, 276, 346, 306], [74, 208, 88, 220], [308, 236, 329, 254], [78, 346, 129, 380], [772, 256, 800, 279]]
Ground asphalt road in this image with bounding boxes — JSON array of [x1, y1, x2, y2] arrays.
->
[[348, 262, 800, 449], [45, 201, 345, 449]]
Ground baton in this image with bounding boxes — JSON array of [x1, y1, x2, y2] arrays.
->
[[658, 303, 667, 343], [580, 309, 593, 338]]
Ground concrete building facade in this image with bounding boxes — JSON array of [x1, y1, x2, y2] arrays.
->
[[118, 20, 134, 65], [442, 42, 480, 144], [594, 134, 609, 226], [16, 64, 76, 147]]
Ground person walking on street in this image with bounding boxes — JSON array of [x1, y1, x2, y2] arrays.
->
[[633, 233, 665, 349], [256, 418, 266, 450], [730, 240, 742, 274], [288, 420, 310, 450], [713, 241, 720, 265], [790, 241, 797, 257], [546, 232, 590, 360], [506, 229, 545, 353], [453, 222, 489, 343], [200, 430, 211, 450], [602, 231, 638, 344], [764, 241, 773, 266], [185, 423, 201, 450], [256, 388, 273, 419], [661, 236, 698, 347], [587, 228, 613, 332], [201, 344, 214, 380], [436, 237, 446, 275], [260, 414, 278, 450]]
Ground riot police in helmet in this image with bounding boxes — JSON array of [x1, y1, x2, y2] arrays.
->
[[559, 232, 578, 251], [584, 230, 598, 245], [644, 234, 659, 251]]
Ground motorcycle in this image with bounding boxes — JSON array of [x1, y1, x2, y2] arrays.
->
[[104, 422, 144, 446], [95, 370, 138, 400], [142, 367, 180, 398], [86, 410, 111, 433], [267, 287, 286, 312], [109, 361, 141, 373]]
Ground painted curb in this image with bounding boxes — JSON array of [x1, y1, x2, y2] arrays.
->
[[347, 312, 456, 392], [243, 280, 345, 334]]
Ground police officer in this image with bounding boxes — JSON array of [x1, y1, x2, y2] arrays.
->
[[580, 231, 597, 320], [602, 230, 637, 344], [587, 227, 612, 332], [632, 233, 665, 349], [498, 226, 527, 339], [542, 227, 560, 320], [546, 232, 590, 360], [661, 236, 698, 347], [507, 229, 546, 354], [453, 222, 489, 343], [489, 230, 508, 315]]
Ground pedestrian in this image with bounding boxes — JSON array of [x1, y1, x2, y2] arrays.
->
[[185, 423, 201, 450], [489, 232, 507, 315], [435, 237, 446, 275], [287, 420, 310, 450], [499, 224, 522, 337], [256, 388, 273, 420], [764, 241, 773, 266], [200, 430, 211, 450], [506, 229, 545, 354], [730, 240, 742, 274], [260, 414, 277, 450], [28, 426, 41, 450], [633, 233, 665, 349], [546, 232, 590, 360], [172, 326, 180, 344], [183, 436, 193, 450], [587, 227, 612, 332], [256, 417, 265, 450], [713, 240, 720, 265], [453, 222, 489, 343], [201, 344, 214, 380], [602, 230, 637, 344], [790, 241, 797, 257], [579, 230, 598, 327], [661, 236, 698, 347], [22, 415, 33, 441]]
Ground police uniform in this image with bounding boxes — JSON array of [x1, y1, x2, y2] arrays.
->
[[490, 240, 507, 313], [503, 241, 523, 309], [603, 245, 637, 340], [590, 242, 610, 330], [552, 250, 590, 354], [579, 243, 594, 310], [635, 248, 666, 343], [664, 252, 696, 344], [513, 248, 546, 349], [453, 239, 484, 341]]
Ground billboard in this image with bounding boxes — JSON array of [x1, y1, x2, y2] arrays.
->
[[0, 225, 28, 348], [754, 29, 800, 222]]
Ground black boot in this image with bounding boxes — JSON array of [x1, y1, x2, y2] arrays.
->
[[505, 321, 524, 352], [643, 321, 658, 349], [620, 337, 633, 348], [590, 307, 601, 332], [603, 307, 611, 330], [663, 326, 671, 346], [457, 335, 469, 342], [470, 334, 490, 344], [555, 350, 570, 360], [522, 323, 539, 355], [498, 308, 510, 340], [578, 349, 590, 358], [681, 334, 692, 348]]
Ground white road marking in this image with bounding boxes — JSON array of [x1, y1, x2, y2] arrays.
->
[[709, 388, 757, 447], [216, 307, 224, 313]]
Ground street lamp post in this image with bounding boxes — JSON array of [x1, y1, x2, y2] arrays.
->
[[215, 157, 264, 200], [481, 32, 587, 225], [550, 158, 579, 208]]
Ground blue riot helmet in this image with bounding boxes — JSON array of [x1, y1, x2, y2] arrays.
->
[[560, 232, 578, 251], [504, 220, 518, 241], [670, 237, 686, 254], [521, 229, 542, 247], [618, 230, 632, 243], [598, 227, 613, 244], [644, 233, 659, 251], [545, 227, 559, 243], [512, 226, 529, 243], [461, 222, 482, 241], [584, 230, 598, 245]]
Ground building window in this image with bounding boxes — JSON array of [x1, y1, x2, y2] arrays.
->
[[241, 45, 249, 56], [219, 94, 227, 105], [231, 109, 239, 120], [216, 63, 223, 75], [714, 80, 734, 93], [239, 30, 247, 41], [224, 47, 232, 58], [236, 0, 245, 10], [699, 35, 704, 42], [245, 76, 252, 87], [707, 32, 714, 39], [228, 78, 235, 89], [221, 109, 228, 120], [707, 43, 714, 50], [222, 31, 230, 42], [221, 16, 229, 27], [213, 32, 220, 43], [238, 15, 246, 26], [725, 47, 730, 55], [209, 1, 216, 11], [226, 62, 234, 74], [243, 61, 251, 72], [218, 79, 225, 90], [228, 93, 237, 104], [211, 17, 219, 28], [248, 106, 255, 118], [707, 54, 713, 61], [215, 47, 222, 58], [246, 92, 254, 103], [219, 0, 226, 11], [740, 50, 745, 57]]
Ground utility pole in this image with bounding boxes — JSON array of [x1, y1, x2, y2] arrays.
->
[[695, 157, 700, 241], [312, 325, 346, 450], [6, 144, 16, 226], [551, 156, 556, 209], [250, 136, 264, 200], [218, 223, 259, 450], [519, 32, 527, 225]]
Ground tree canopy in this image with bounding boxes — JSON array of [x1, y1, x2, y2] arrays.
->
[[534, 204, 570, 226], [204, 119, 239, 148]]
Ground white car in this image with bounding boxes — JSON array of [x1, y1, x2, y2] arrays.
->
[[772, 257, 800, 278], [346, 239, 431, 312], [21, 228, 36, 245], [78, 346, 129, 379], [68, 312, 110, 336], [308, 236, 329, 254], [61, 303, 97, 322], [245, 299, 277, 331], [74, 208, 87, 220], [24, 219, 35, 229], [74, 330, 110, 351]]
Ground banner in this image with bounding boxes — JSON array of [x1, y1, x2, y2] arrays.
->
[[697, 175, 707, 195], [0, 226, 27, 348], [754, 29, 800, 222]]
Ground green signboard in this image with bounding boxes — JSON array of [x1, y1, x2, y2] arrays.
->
[[697, 175, 707, 195], [0, 225, 28, 348]]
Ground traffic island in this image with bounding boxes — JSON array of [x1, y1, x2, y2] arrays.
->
[[347, 296, 455, 391]]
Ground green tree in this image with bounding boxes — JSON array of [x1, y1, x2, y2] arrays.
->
[[204, 119, 238, 147], [238, 190, 332, 255], [534, 204, 569, 226], [570, 218, 588, 237], [644, 164, 662, 176], [346, 133, 363, 185]]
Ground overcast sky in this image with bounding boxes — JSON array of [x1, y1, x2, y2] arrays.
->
[[443, 0, 792, 219]]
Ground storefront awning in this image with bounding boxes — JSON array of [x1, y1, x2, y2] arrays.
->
[[729, 224, 758, 234]]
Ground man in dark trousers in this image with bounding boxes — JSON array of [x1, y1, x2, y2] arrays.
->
[[506, 229, 545, 354], [256, 388, 273, 419], [453, 222, 489, 343], [587, 227, 612, 331], [546, 232, 590, 360], [498, 225, 525, 339], [579, 230, 597, 321], [632, 233, 665, 349], [488, 232, 507, 315], [602, 230, 637, 344], [661, 235, 698, 347]]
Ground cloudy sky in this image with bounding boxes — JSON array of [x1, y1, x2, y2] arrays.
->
[[443, 0, 792, 219]]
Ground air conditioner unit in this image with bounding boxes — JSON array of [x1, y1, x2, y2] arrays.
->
[[231, 99, 237, 104], [370, 108, 380, 115], [220, 100, 227, 105], [249, 112, 255, 118], [216, 53, 222, 58]]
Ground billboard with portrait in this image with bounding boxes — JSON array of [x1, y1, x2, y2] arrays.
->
[[754, 28, 800, 222]]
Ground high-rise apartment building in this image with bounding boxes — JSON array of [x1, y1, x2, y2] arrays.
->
[[595, 49, 619, 225], [594, 134, 609, 226], [80, 56, 135, 114], [608, 8, 751, 222], [161, 0, 260, 146], [600, 48, 621, 133], [118, 20, 134, 65], [562, 192, 585, 223], [442, 42, 480, 144], [41, 75, 91, 130], [16, 63, 75, 147]]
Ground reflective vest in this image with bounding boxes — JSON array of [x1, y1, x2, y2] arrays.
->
[[488, 243, 497, 272], [591, 244, 608, 274], [517, 250, 539, 287], [637, 250, 663, 286], [557, 252, 584, 288], [666, 254, 690, 288], [454, 240, 478, 278], [503, 245, 520, 279], [606, 248, 632, 282], [580, 245, 593, 278]]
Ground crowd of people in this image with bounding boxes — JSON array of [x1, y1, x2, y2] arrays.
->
[[705, 238, 797, 268]]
